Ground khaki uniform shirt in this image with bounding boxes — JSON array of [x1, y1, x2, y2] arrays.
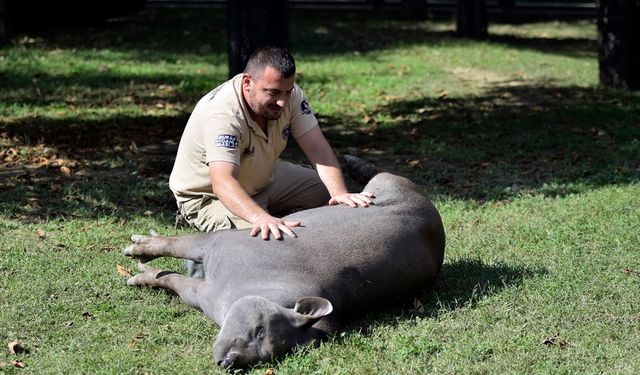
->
[[169, 73, 318, 203]]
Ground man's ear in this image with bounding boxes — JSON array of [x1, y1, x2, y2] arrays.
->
[[289, 297, 333, 328], [241, 73, 252, 91]]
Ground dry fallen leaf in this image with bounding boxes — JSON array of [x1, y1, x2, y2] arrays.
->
[[543, 334, 568, 350], [130, 333, 148, 349], [60, 165, 72, 176], [408, 159, 422, 169], [116, 264, 133, 278], [8, 341, 24, 355], [264, 368, 276, 375], [623, 268, 640, 276], [36, 229, 47, 238], [82, 311, 96, 320], [10, 360, 26, 368]]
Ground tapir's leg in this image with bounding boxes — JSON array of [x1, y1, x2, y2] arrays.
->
[[123, 233, 209, 263], [339, 155, 380, 187], [127, 267, 203, 309]]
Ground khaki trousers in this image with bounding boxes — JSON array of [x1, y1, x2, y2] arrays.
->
[[177, 161, 330, 233]]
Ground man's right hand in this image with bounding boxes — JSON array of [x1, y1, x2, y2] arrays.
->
[[249, 214, 302, 240]]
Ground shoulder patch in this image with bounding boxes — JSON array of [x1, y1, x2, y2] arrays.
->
[[282, 125, 291, 140], [300, 99, 313, 115], [216, 134, 239, 149]]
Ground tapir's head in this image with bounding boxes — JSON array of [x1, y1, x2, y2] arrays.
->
[[213, 295, 333, 370]]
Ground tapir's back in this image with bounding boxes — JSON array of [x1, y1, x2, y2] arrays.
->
[[286, 172, 445, 313], [204, 172, 445, 320]]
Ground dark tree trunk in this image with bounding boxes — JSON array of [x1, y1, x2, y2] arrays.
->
[[456, 0, 487, 39], [0, 0, 8, 44], [497, 0, 514, 13], [402, 0, 428, 20], [226, 0, 289, 78], [597, 0, 640, 90], [370, 0, 385, 10]]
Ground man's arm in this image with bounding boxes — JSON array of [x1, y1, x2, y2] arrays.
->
[[295, 126, 374, 208], [209, 161, 301, 240]]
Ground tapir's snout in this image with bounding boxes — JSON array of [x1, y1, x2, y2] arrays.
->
[[214, 336, 260, 370], [218, 351, 239, 369]]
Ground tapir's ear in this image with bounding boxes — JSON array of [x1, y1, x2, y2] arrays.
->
[[290, 297, 333, 328]]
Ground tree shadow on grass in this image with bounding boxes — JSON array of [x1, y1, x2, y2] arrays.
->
[[340, 258, 546, 336], [291, 9, 596, 60], [2, 83, 639, 222], [6, 8, 596, 65], [0, 115, 186, 222], [315, 84, 640, 201]]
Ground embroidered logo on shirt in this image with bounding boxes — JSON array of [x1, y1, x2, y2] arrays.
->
[[282, 125, 291, 140], [301, 100, 312, 115], [216, 134, 239, 149]]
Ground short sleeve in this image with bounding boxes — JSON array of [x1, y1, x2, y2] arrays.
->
[[289, 84, 318, 139], [202, 116, 244, 166]]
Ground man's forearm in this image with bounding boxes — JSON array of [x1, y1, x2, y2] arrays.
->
[[315, 161, 349, 198], [211, 176, 269, 224]]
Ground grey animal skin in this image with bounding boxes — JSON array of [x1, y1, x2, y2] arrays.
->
[[123, 156, 445, 370]]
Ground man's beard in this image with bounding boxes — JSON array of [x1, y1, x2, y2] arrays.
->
[[259, 105, 283, 121]]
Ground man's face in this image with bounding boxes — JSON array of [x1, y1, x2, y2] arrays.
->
[[242, 66, 295, 122]]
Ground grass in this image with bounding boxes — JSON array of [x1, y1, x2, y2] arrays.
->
[[1, 7, 639, 374]]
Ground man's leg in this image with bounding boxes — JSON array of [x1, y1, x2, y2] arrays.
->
[[264, 161, 331, 215]]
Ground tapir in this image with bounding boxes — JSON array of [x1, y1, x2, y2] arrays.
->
[[123, 155, 445, 369]]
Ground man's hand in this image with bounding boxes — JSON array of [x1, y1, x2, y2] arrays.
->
[[250, 214, 302, 240], [328, 191, 375, 208]]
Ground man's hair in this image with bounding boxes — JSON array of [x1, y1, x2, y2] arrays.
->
[[244, 46, 296, 78]]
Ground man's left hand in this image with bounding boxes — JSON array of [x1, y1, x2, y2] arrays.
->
[[328, 192, 375, 208]]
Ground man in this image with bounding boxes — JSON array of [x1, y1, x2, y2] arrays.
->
[[170, 46, 373, 251]]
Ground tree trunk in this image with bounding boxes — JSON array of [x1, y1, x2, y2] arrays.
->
[[497, 0, 514, 14], [226, 0, 289, 78], [456, 0, 487, 39], [0, 0, 8, 44], [403, 0, 428, 20], [370, 0, 385, 10], [598, 0, 640, 90]]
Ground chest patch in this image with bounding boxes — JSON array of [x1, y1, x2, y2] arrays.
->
[[282, 125, 291, 140], [216, 134, 239, 149]]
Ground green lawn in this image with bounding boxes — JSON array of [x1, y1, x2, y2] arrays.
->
[[1, 8, 639, 374]]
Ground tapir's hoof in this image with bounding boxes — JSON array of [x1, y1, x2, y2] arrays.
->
[[123, 244, 156, 262], [123, 235, 159, 263], [131, 234, 150, 243], [126, 268, 162, 286]]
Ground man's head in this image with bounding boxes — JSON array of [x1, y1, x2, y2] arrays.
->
[[244, 46, 296, 79], [242, 47, 297, 123]]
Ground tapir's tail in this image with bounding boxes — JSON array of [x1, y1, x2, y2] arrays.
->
[[339, 155, 380, 187]]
